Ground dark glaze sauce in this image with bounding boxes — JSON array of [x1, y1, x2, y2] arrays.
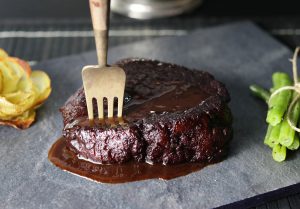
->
[[67, 85, 211, 128], [48, 137, 209, 184], [66, 85, 209, 128], [123, 85, 210, 122]]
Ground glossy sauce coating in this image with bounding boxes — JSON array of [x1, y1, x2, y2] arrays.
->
[[67, 85, 210, 127], [123, 85, 210, 122]]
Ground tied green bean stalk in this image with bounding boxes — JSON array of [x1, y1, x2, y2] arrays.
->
[[250, 73, 300, 162], [266, 123, 281, 147], [250, 85, 270, 102], [264, 125, 273, 147], [250, 48, 300, 162], [272, 144, 287, 162], [287, 134, 300, 150], [267, 72, 292, 126], [278, 93, 300, 147]]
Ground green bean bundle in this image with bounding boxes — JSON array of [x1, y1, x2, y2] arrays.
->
[[250, 72, 300, 162]]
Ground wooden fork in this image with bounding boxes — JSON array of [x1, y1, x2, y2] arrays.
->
[[82, 0, 126, 120]]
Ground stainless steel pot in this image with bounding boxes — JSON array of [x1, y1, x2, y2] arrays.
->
[[111, 0, 203, 19]]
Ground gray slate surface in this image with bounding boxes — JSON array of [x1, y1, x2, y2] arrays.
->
[[1, 22, 300, 209]]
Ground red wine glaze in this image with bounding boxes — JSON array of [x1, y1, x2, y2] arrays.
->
[[48, 137, 210, 184]]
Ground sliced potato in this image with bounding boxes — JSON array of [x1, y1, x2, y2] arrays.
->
[[0, 49, 8, 59], [0, 109, 36, 129], [0, 70, 2, 93], [31, 71, 51, 92], [17, 74, 34, 92], [3, 91, 31, 102], [11, 57, 31, 76], [0, 92, 36, 117], [4, 59, 25, 81], [30, 70, 52, 106], [0, 61, 23, 94], [0, 48, 51, 129], [4, 91, 36, 106]]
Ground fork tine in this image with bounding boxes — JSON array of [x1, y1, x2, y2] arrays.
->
[[97, 97, 104, 119], [86, 96, 94, 120], [107, 97, 114, 118], [117, 95, 124, 118]]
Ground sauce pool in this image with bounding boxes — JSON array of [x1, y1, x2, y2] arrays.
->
[[48, 137, 210, 184]]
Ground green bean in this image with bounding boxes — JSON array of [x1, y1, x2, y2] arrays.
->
[[287, 134, 300, 150], [267, 72, 292, 126], [272, 144, 287, 162], [279, 93, 300, 147], [268, 123, 281, 147], [264, 125, 274, 148], [249, 85, 270, 102]]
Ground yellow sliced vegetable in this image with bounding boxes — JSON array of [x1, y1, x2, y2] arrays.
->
[[11, 57, 31, 76], [0, 110, 36, 129], [31, 70, 52, 106], [0, 93, 36, 117], [0, 62, 20, 93], [4, 59, 25, 82], [0, 70, 3, 93], [0, 48, 52, 129], [0, 49, 8, 59]]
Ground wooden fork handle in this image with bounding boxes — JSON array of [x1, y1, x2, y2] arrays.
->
[[89, 0, 110, 67]]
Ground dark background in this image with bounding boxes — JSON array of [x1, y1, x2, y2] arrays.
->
[[0, 0, 299, 18]]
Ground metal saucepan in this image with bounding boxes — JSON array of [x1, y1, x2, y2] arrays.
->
[[111, 0, 203, 19]]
